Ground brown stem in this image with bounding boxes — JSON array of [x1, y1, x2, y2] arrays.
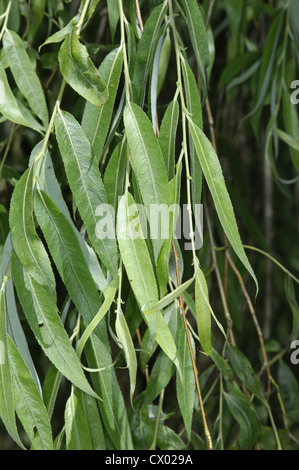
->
[[172, 241, 213, 450], [225, 251, 272, 400]]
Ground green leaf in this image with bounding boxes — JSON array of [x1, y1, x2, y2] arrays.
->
[[176, 0, 209, 100], [115, 307, 137, 404], [143, 275, 194, 315], [27, 0, 46, 43], [223, 0, 244, 47], [58, 29, 108, 106], [124, 102, 169, 261], [54, 109, 119, 279], [76, 390, 106, 450], [3, 239, 41, 393], [34, 189, 103, 328], [9, 167, 56, 297], [243, 13, 283, 121], [104, 140, 127, 211], [158, 99, 179, 180], [107, 0, 120, 41], [176, 314, 195, 440], [76, 279, 117, 359], [11, 252, 98, 399], [195, 263, 212, 356], [0, 62, 43, 132], [117, 192, 179, 368], [224, 383, 259, 450], [189, 119, 258, 295], [227, 345, 265, 402], [143, 305, 178, 407], [182, 57, 203, 223], [0, 279, 25, 449], [7, 336, 54, 450], [42, 363, 62, 419], [35, 144, 108, 292], [3, 29, 48, 128], [218, 51, 260, 88], [84, 331, 134, 450], [65, 390, 93, 450], [133, 2, 168, 106], [276, 128, 299, 155], [82, 47, 123, 162], [278, 361, 299, 412], [39, 15, 79, 50]]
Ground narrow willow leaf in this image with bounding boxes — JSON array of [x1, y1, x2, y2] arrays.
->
[[124, 102, 169, 261], [115, 308, 137, 404], [143, 275, 194, 315], [182, 57, 203, 224], [9, 167, 56, 297], [189, 119, 258, 295], [82, 47, 123, 162], [176, 0, 209, 100], [76, 279, 117, 359], [76, 390, 106, 450], [195, 264, 212, 356], [107, 0, 120, 41], [143, 351, 174, 407], [133, 2, 168, 106], [11, 252, 98, 399], [143, 305, 178, 407], [243, 14, 283, 121], [276, 128, 299, 152], [27, 0, 46, 43], [4, 256, 41, 394], [65, 391, 93, 450], [158, 99, 179, 180], [157, 30, 172, 97], [7, 336, 54, 450], [176, 314, 195, 440], [39, 15, 79, 50], [223, 0, 244, 47], [3, 29, 49, 128], [218, 51, 260, 88], [139, 326, 158, 374], [104, 140, 127, 211], [150, 34, 164, 130], [0, 279, 25, 449], [42, 363, 62, 419], [0, 63, 43, 132], [84, 331, 134, 450], [228, 345, 265, 403], [54, 109, 118, 279], [117, 192, 179, 369], [58, 29, 108, 106], [224, 383, 259, 450], [36, 145, 107, 292], [156, 161, 182, 297], [34, 189, 103, 328]]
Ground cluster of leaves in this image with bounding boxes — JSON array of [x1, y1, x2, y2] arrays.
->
[[0, 0, 298, 451]]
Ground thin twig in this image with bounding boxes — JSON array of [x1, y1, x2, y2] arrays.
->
[[172, 241, 213, 450], [225, 250, 272, 400]]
